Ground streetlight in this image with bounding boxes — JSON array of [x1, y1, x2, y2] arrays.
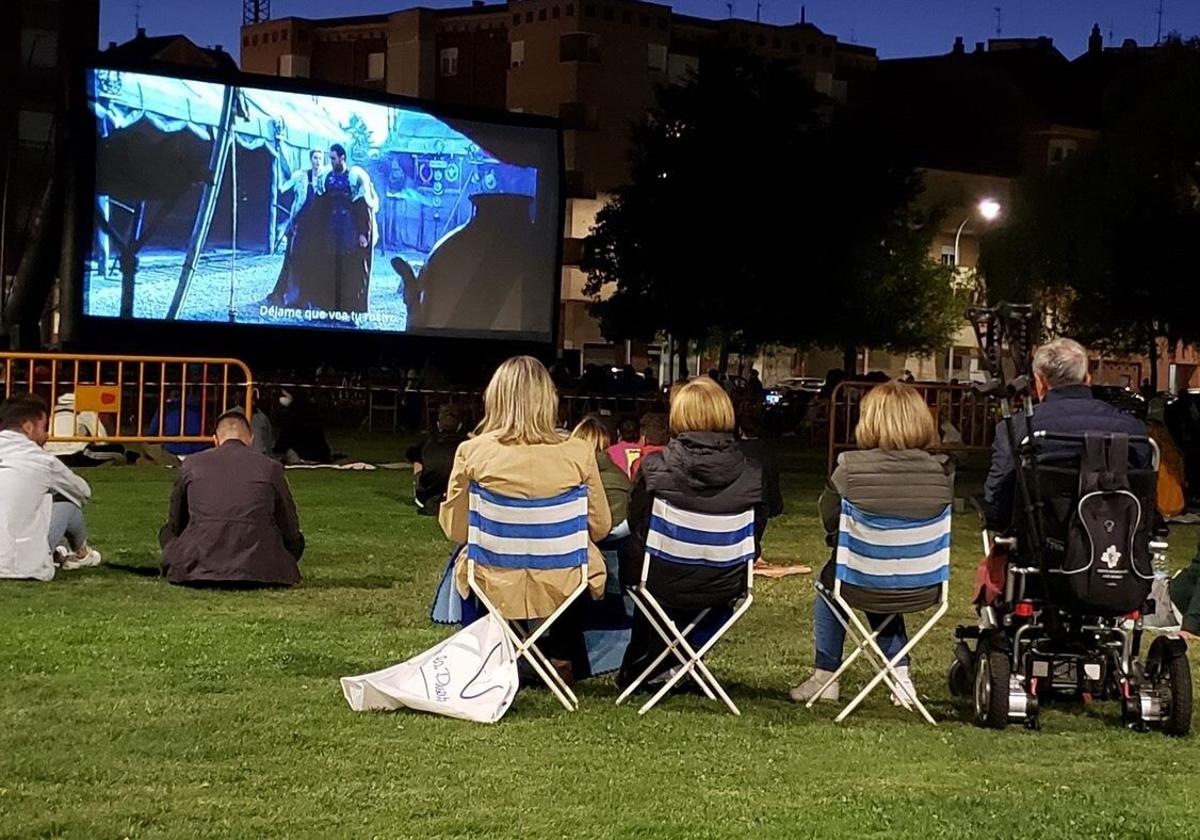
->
[[953, 197, 1002, 266]]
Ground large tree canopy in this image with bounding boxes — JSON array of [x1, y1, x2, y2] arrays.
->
[[582, 46, 958, 376]]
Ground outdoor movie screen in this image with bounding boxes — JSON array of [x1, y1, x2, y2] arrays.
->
[[82, 66, 562, 340]]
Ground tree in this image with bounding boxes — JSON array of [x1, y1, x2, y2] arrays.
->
[[582, 46, 960, 377], [979, 38, 1200, 389]]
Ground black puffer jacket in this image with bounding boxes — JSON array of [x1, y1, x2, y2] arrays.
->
[[620, 431, 763, 608]]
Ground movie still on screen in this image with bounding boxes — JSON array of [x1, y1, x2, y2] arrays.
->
[[83, 67, 561, 339]]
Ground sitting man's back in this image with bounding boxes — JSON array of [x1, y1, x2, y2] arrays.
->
[[160, 411, 304, 586], [983, 337, 1149, 529]]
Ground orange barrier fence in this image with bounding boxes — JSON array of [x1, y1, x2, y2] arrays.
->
[[0, 353, 254, 442], [827, 380, 999, 473]]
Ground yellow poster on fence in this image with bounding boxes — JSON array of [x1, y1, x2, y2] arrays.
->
[[74, 385, 121, 414]]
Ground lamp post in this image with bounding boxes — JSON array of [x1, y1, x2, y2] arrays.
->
[[953, 198, 1001, 266], [947, 198, 1001, 379]]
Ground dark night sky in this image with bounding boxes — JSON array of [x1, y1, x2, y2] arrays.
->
[[100, 0, 1200, 60]]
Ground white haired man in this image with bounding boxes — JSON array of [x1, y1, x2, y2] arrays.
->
[[982, 337, 1150, 529]]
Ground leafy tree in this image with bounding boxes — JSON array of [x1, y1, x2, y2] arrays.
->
[[979, 38, 1200, 388], [582, 46, 959, 377]]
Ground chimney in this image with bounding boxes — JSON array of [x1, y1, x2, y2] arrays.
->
[[1088, 23, 1102, 54], [952, 35, 964, 54], [136, 27, 146, 39], [800, 5, 806, 24], [974, 41, 985, 53]]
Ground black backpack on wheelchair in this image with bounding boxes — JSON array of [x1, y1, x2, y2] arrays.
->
[[1027, 433, 1156, 617]]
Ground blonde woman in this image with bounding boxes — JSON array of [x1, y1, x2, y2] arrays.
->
[[439, 356, 611, 680], [570, 416, 632, 539], [616, 376, 764, 688], [791, 380, 954, 705]]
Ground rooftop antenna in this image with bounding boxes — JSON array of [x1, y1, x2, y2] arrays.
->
[[1155, 0, 1164, 44], [756, 0, 762, 22], [134, 0, 142, 32], [243, 0, 272, 25], [800, 3, 806, 24], [1108, 19, 1114, 46], [726, 1, 734, 19], [993, 6, 1002, 36]]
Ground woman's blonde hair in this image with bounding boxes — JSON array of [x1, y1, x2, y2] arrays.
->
[[571, 415, 610, 451], [476, 356, 561, 445], [669, 376, 736, 434], [855, 380, 939, 451]]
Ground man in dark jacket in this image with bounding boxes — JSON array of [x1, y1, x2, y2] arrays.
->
[[160, 411, 305, 587], [983, 337, 1149, 529], [406, 404, 466, 514]]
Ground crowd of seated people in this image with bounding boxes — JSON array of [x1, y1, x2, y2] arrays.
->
[[5, 337, 1175, 713]]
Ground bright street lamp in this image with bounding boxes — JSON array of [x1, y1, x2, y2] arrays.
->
[[954, 197, 1002, 265]]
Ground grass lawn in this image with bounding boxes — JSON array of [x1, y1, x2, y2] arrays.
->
[[2, 437, 1199, 839]]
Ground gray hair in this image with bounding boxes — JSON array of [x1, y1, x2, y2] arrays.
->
[[1032, 338, 1089, 388]]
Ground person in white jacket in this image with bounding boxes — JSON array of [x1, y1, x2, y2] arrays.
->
[[0, 394, 100, 581]]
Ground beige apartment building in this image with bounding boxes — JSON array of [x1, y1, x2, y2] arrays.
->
[[240, 1, 875, 366]]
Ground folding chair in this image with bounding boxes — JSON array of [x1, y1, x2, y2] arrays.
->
[[615, 499, 756, 716], [465, 482, 590, 712], [806, 500, 952, 725]]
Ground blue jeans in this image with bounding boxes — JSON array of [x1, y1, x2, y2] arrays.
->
[[813, 594, 908, 672], [48, 500, 87, 553]]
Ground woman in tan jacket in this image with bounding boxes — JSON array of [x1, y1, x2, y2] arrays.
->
[[439, 356, 611, 632]]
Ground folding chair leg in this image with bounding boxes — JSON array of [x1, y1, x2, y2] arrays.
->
[[805, 590, 908, 710], [616, 592, 718, 705], [511, 620, 581, 709], [637, 592, 752, 716], [834, 600, 949, 725]]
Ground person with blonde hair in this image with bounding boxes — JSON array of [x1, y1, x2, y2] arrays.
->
[[616, 376, 764, 688], [791, 379, 954, 705], [439, 356, 612, 683], [571, 415, 632, 537]]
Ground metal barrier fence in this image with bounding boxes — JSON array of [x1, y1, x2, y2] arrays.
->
[[1, 353, 254, 442], [827, 380, 998, 473]]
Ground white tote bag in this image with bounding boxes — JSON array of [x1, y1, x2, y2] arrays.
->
[[341, 614, 518, 723]]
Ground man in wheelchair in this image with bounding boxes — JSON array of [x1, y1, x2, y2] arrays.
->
[[956, 337, 1192, 735]]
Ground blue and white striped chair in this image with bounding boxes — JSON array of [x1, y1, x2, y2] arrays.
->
[[466, 482, 590, 711], [616, 498, 757, 715], [809, 500, 952, 724]]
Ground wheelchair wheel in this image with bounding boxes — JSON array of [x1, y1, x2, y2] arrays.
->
[[974, 650, 1010, 729], [947, 642, 975, 698], [1164, 648, 1193, 737]]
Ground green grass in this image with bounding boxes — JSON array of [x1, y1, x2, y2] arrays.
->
[[2, 440, 1199, 839]]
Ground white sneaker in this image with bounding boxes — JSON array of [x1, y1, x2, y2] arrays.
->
[[58, 546, 102, 570], [891, 665, 918, 706], [790, 669, 839, 703]]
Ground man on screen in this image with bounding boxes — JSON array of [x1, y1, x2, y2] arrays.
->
[[267, 147, 328, 306], [316, 143, 379, 314]]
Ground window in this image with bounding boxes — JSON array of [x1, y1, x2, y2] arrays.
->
[[367, 51, 385, 81], [941, 246, 956, 266], [252, 34, 259, 46], [539, 9, 547, 20], [510, 40, 525, 67], [440, 47, 459, 76], [271, 30, 278, 42], [526, 11, 533, 22], [552, 6, 560, 18], [282, 30, 288, 41], [1048, 138, 1079, 165], [647, 43, 667, 71], [560, 32, 600, 62], [513, 13, 521, 25]]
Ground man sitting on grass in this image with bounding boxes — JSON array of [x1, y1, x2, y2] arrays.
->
[[160, 410, 305, 587], [0, 393, 101, 580]]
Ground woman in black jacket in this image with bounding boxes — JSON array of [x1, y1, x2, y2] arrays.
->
[[617, 377, 763, 689]]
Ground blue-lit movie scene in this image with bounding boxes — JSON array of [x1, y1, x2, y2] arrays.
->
[[83, 67, 560, 337]]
